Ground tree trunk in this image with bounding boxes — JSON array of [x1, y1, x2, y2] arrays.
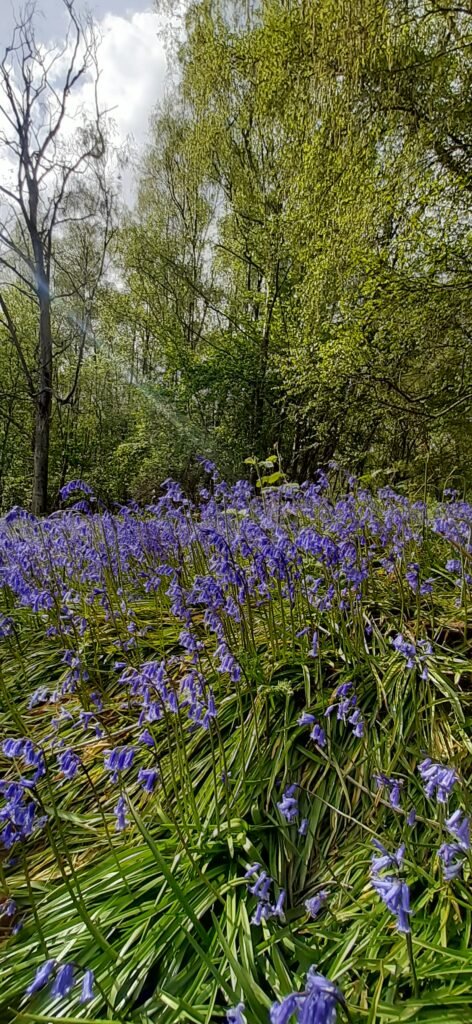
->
[[31, 273, 53, 515]]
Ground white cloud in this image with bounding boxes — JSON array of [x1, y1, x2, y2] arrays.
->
[[90, 10, 168, 145], [0, 7, 169, 209]]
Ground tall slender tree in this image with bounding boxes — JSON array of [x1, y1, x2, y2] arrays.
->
[[0, 0, 112, 512]]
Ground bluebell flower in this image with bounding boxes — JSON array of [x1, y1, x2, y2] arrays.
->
[[373, 773, 403, 810], [299, 818, 309, 836], [277, 784, 299, 823], [305, 891, 328, 919], [407, 808, 417, 827], [270, 966, 344, 1024], [59, 479, 94, 501], [138, 729, 155, 747], [226, 1003, 246, 1024], [104, 746, 136, 783], [80, 969, 94, 1003], [298, 712, 316, 726], [310, 721, 326, 747], [57, 750, 80, 780], [418, 759, 458, 803], [273, 889, 286, 919], [248, 871, 272, 899], [26, 959, 55, 996], [392, 634, 416, 670], [438, 842, 464, 880], [310, 631, 319, 657], [244, 862, 261, 879], [138, 768, 158, 793], [51, 962, 75, 998], [114, 795, 128, 832], [2, 897, 16, 917], [371, 840, 405, 874], [445, 809, 470, 850], [371, 875, 411, 933]]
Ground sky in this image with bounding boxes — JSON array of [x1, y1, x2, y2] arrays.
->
[[0, 0, 180, 203]]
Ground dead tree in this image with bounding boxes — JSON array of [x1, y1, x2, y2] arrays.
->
[[0, 0, 113, 513]]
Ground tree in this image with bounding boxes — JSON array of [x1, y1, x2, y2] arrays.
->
[[0, 0, 112, 512]]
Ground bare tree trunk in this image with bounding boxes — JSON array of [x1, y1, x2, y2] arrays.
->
[[32, 252, 53, 515]]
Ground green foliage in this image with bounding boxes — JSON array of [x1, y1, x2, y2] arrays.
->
[[2, 0, 472, 504]]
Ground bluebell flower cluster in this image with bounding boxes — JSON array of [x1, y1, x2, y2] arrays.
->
[[270, 967, 344, 1024], [418, 759, 458, 803], [277, 784, 299, 823], [438, 809, 470, 879], [373, 773, 403, 810], [25, 960, 94, 1002], [370, 839, 411, 933], [244, 864, 286, 925], [325, 682, 364, 739]]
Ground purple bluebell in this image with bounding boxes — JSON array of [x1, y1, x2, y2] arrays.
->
[[298, 712, 316, 726], [391, 634, 416, 670], [248, 870, 272, 900], [57, 750, 80, 780], [138, 768, 158, 793], [26, 959, 55, 996], [310, 631, 319, 657], [51, 962, 75, 998], [114, 795, 128, 832], [80, 969, 94, 1003], [418, 759, 458, 803], [138, 729, 155, 747], [371, 875, 411, 933], [277, 784, 299, 823], [373, 773, 403, 810], [104, 746, 136, 783], [445, 809, 470, 851], [371, 840, 405, 874], [305, 891, 328, 918], [299, 818, 309, 836], [310, 721, 326, 747], [226, 1003, 246, 1024], [438, 842, 464, 880], [273, 890, 286, 919], [270, 967, 344, 1024]]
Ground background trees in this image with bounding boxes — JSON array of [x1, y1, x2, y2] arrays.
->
[[1, 0, 471, 509]]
